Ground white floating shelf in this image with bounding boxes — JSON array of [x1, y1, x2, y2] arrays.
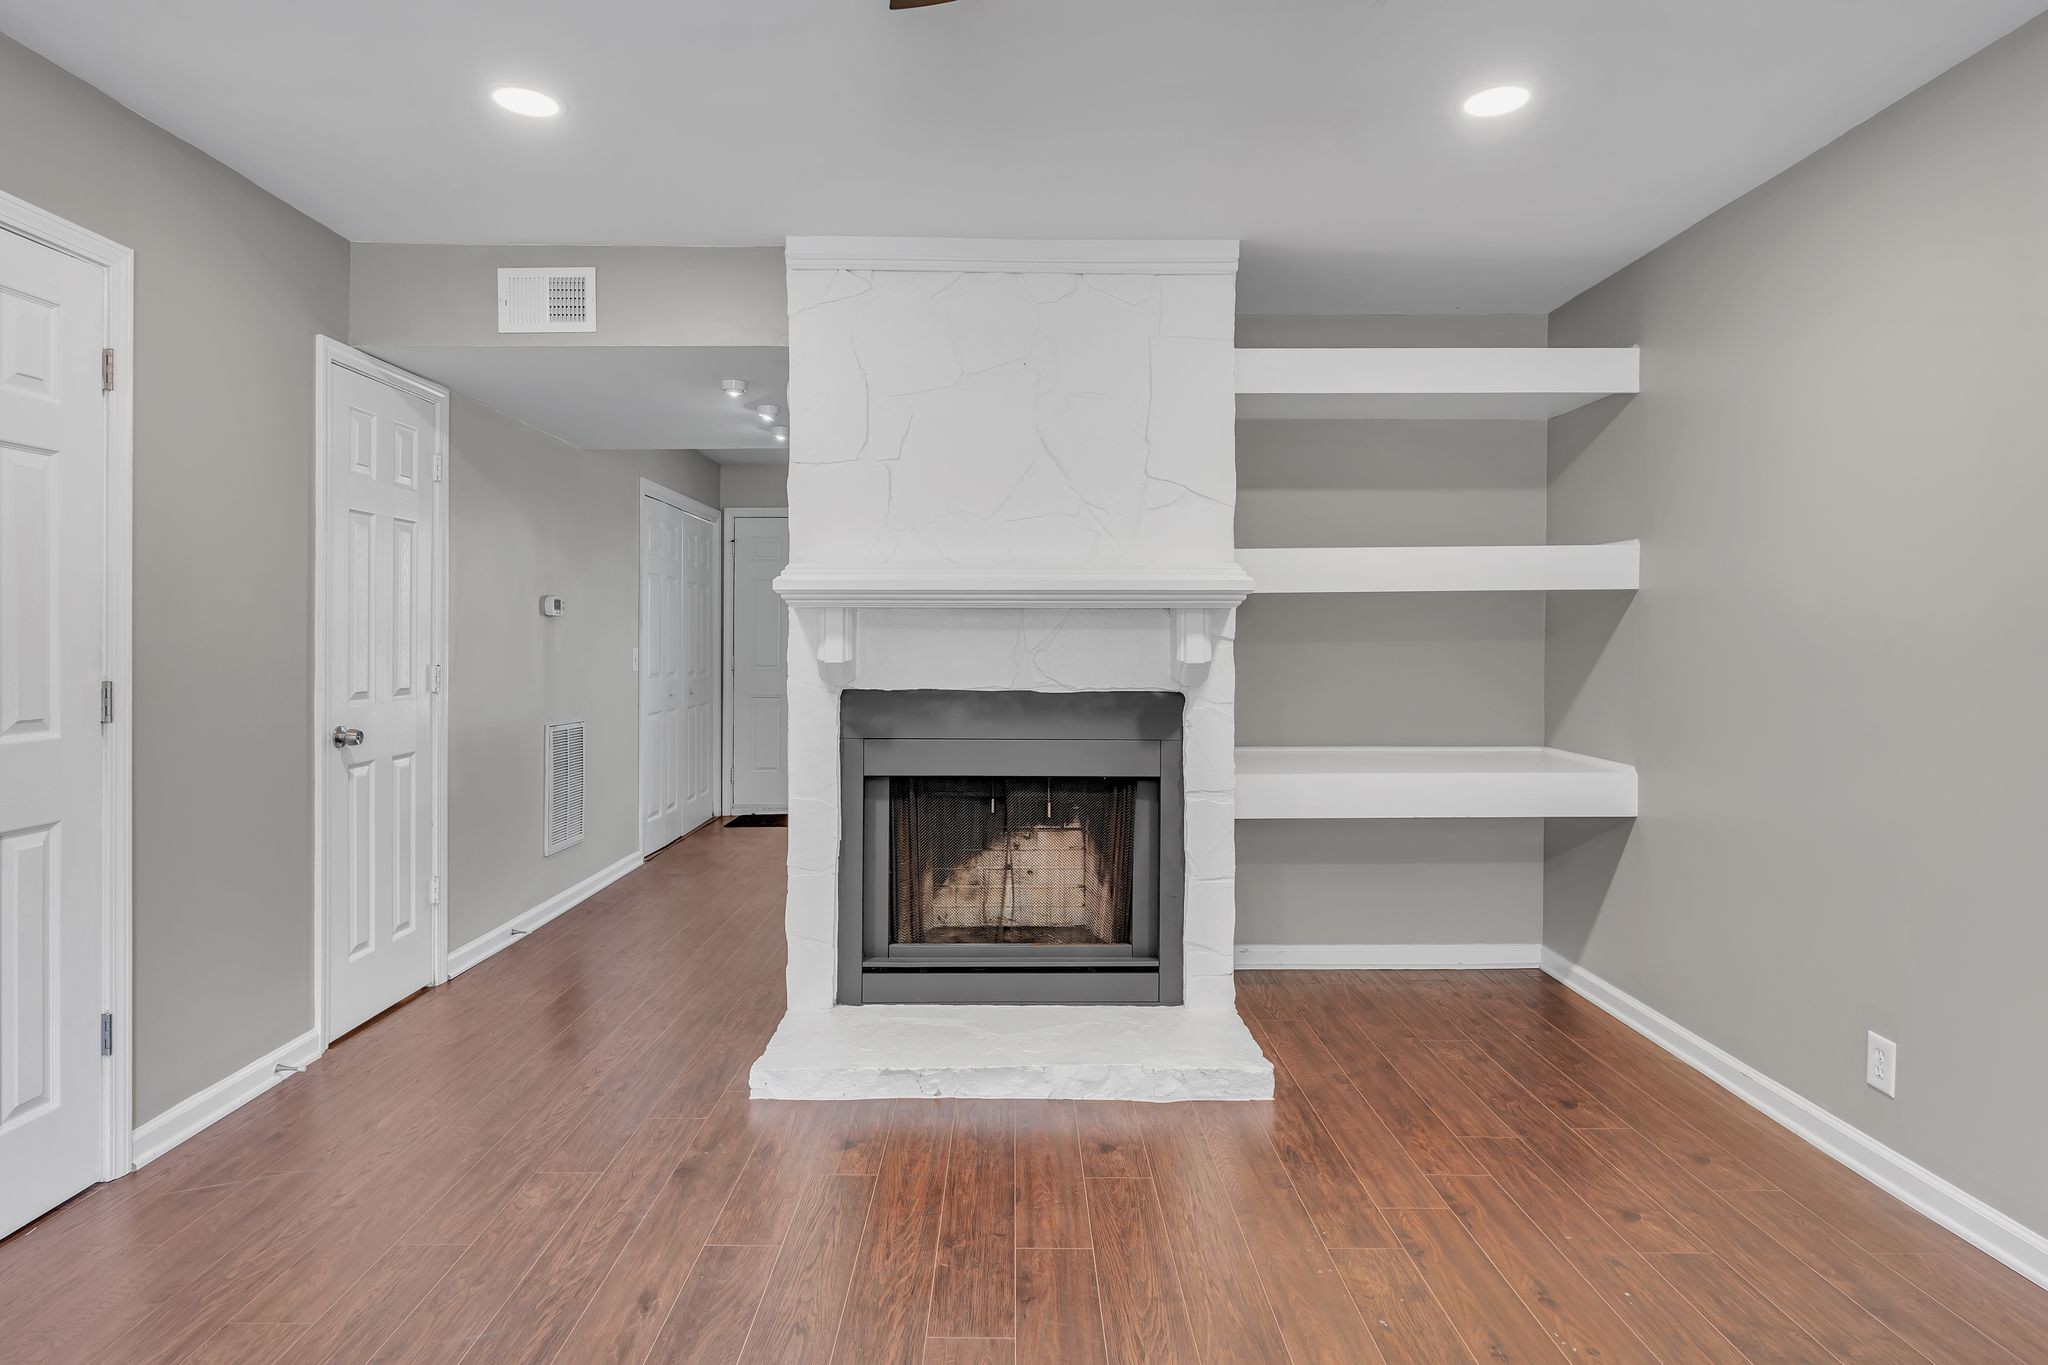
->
[[1235, 746, 1638, 820], [1235, 347, 1640, 420], [1237, 542, 1639, 594]]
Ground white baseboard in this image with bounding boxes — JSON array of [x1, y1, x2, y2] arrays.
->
[[1541, 948, 2048, 1292], [132, 1027, 322, 1169], [445, 852, 641, 979], [1235, 943, 1540, 970]]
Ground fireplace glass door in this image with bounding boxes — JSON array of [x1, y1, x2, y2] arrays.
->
[[891, 777, 1136, 950]]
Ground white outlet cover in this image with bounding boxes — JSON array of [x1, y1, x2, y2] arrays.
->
[[1866, 1030, 1898, 1098]]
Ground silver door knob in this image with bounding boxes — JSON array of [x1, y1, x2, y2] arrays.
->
[[332, 726, 365, 749]]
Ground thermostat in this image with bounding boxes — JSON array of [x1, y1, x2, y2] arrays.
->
[[540, 595, 567, 617]]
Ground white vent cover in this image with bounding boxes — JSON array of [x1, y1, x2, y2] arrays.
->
[[544, 720, 586, 855], [498, 266, 597, 334]]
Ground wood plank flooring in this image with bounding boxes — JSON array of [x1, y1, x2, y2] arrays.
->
[[3, 821, 2044, 1363]]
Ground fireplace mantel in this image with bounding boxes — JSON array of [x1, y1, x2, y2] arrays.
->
[[774, 562, 1255, 674]]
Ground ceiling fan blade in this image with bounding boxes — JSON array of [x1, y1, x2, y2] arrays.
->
[[890, 0, 958, 8]]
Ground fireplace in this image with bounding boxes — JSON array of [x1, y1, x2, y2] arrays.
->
[[839, 691, 1183, 1005]]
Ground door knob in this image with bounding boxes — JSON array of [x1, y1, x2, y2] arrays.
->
[[332, 726, 366, 749]]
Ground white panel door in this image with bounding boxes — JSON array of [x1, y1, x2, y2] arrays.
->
[[0, 228, 109, 1235], [678, 506, 718, 832], [324, 361, 438, 1037], [728, 514, 789, 814], [641, 491, 718, 856], [639, 495, 684, 854]]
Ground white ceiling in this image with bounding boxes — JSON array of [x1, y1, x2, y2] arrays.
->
[[5, 0, 2042, 312], [367, 346, 789, 456]]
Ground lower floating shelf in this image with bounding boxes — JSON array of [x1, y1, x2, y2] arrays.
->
[[1235, 746, 1638, 820]]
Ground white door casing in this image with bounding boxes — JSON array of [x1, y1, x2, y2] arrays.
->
[[0, 204, 132, 1235], [725, 510, 790, 815], [639, 483, 718, 856], [315, 340, 447, 1041]]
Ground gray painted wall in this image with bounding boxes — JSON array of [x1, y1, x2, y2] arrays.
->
[[0, 34, 351, 1123], [718, 462, 789, 509], [597, 449, 721, 510], [350, 244, 788, 349], [1546, 15, 2048, 1236], [447, 404, 710, 947], [1234, 316, 1548, 948]]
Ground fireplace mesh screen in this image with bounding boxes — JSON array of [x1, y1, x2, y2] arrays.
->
[[890, 777, 1135, 947]]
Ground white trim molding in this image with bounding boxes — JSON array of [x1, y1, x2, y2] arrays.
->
[[772, 563, 1254, 672], [1236, 944, 1542, 970], [445, 853, 642, 979], [0, 189, 137, 1182], [1542, 949, 2048, 1292], [786, 236, 1240, 276], [132, 1028, 322, 1169]]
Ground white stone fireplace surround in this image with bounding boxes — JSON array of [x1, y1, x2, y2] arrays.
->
[[748, 238, 1273, 1100]]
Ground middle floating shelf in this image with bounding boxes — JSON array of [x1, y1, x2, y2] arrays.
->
[[1236, 746, 1639, 820], [1238, 542, 1639, 594]]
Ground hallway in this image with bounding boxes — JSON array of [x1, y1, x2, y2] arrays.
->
[[1, 821, 2042, 1363]]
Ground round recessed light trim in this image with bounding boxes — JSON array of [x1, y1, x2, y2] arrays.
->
[[770, 425, 789, 443], [1462, 85, 1531, 118], [720, 378, 748, 399], [491, 86, 562, 118], [753, 403, 783, 424]]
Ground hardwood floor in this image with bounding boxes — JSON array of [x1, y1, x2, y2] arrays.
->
[[3, 821, 2044, 1363]]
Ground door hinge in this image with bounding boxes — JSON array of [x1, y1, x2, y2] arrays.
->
[[429, 875, 441, 906], [100, 1012, 113, 1057], [100, 680, 114, 725], [433, 451, 445, 482], [101, 348, 116, 394], [431, 663, 443, 694]]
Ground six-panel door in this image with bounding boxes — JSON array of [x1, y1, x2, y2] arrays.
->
[[0, 227, 109, 1235], [324, 362, 437, 1038]]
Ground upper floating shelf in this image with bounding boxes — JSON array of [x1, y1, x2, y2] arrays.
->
[[1235, 347, 1640, 420], [1238, 543, 1639, 594]]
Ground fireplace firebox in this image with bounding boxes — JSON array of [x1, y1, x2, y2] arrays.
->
[[839, 691, 1184, 1004]]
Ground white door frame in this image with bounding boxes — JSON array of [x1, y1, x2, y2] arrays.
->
[[638, 479, 723, 844], [311, 337, 450, 1048], [722, 507, 788, 816], [0, 190, 135, 1179]]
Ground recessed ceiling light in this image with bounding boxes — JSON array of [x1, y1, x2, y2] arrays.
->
[[1462, 85, 1530, 118], [720, 378, 748, 399], [754, 403, 782, 424], [770, 425, 789, 443], [491, 86, 561, 118]]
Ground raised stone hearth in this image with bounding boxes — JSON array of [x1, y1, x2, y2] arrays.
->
[[749, 237, 1271, 1101]]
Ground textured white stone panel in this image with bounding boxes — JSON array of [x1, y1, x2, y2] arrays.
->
[[788, 461, 890, 562], [1158, 274, 1237, 340], [1147, 337, 1239, 508], [936, 272, 1039, 373], [855, 278, 963, 396]]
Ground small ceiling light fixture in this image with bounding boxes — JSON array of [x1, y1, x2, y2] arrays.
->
[[770, 424, 789, 443], [1462, 84, 1531, 118], [490, 86, 562, 118], [720, 378, 748, 399], [753, 403, 783, 424]]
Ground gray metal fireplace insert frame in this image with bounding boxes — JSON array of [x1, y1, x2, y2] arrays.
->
[[839, 690, 1184, 1005]]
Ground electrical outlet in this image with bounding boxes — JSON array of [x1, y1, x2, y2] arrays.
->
[[1866, 1031, 1897, 1098]]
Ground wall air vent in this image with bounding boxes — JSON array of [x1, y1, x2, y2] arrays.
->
[[544, 720, 586, 855], [498, 266, 597, 333]]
